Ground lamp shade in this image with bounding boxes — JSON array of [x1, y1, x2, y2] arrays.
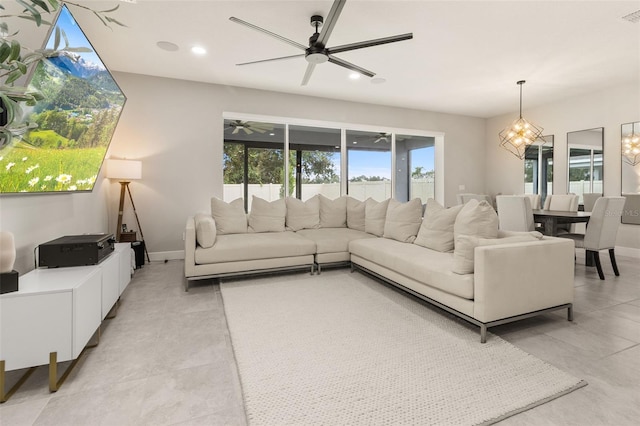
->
[[106, 159, 142, 181]]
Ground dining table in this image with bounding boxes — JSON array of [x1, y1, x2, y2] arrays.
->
[[532, 209, 591, 237]]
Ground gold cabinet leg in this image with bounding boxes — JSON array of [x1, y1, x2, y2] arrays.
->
[[0, 360, 37, 403]]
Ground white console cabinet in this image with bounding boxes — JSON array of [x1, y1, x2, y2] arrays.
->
[[0, 243, 132, 401]]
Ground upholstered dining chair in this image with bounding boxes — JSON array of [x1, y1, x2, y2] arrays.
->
[[582, 193, 602, 212], [496, 195, 535, 232], [543, 194, 579, 233], [457, 193, 492, 205], [522, 194, 541, 210], [558, 196, 626, 280]]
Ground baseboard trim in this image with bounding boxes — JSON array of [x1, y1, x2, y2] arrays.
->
[[148, 250, 184, 262]]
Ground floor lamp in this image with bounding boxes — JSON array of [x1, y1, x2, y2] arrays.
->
[[106, 159, 150, 262]]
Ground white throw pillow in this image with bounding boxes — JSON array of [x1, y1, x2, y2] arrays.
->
[[285, 196, 320, 231], [383, 198, 423, 243], [414, 199, 463, 252], [249, 196, 286, 233], [194, 213, 216, 248], [365, 198, 390, 237], [346, 197, 366, 231], [211, 197, 247, 234], [452, 233, 543, 275], [319, 195, 347, 228], [453, 199, 499, 241]]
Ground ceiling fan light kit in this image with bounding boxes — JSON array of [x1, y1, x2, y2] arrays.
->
[[230, 0, 413, 85], [498, 80, 544, 160]]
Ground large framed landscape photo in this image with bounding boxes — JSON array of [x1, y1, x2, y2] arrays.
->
[[0, 5, 126, 194]]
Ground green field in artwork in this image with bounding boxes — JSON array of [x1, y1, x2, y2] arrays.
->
[[0, 142, 105, 193]]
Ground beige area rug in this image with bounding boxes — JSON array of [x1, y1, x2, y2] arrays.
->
[[221, 270, 586, 425]]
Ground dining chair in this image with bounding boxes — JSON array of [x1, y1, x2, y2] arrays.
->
[[558, 197, 626, 280], [457, 193, 492, 205], [582, 193, 602, 212], [543, 194, 579, 233], [522, 194, 541, 210], [496, 195, 535, 232]]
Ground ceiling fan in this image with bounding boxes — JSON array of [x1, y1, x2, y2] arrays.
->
[[373, 133, 407, 144], [224, 120, 273, 135], [229, 0, 413, 86]]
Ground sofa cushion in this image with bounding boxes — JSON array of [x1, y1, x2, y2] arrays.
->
[[249, 196, 286, 233], [319, 195, 347, 228], [297, 228, 375, 255], [383, 198, 423, 243], [453, 233, 543, 275], [211, 197, 247, 234], [365, 198, 390, 236], [195, 231, 316, 264], [194, 213, 216, 248], [286, 196, 320, 231], [453, 199, 498, 241], [347, 197, 366, 231], [414, 199, 463, 252], [349, 238, 474, 300]]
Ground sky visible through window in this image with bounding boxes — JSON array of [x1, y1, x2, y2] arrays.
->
[[346, 148, 434, 179]]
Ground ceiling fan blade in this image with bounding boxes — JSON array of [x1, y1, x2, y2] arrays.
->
[[317, 0, 346, 47], [301, 63, 317, 86], [236, 54, 305, 66], [252, 128, 267, 134], [244, 128, 254, 135], [328, 33, 413, 55], [327, 56, 375, 78], [229, 17, 307, 51], [232, 128, 239, 134]]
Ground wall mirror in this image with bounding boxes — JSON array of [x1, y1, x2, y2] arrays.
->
[[524, 135, 553, 207], [621, 121, 640, 224], [567, 127, 603, 205]]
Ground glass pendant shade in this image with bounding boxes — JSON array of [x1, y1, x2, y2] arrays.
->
[[498, 81, 544, 160], [622, 124, 640, 166]]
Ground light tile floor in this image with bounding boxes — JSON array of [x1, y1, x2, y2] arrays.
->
[[1, 252, 639, 425]]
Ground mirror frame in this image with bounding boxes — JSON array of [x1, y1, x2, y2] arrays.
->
[[567, 127, 604, 205]]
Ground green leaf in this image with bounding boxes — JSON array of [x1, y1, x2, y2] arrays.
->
[[99, 5, 120, 13], [105, 16, 127, 27], [5, 68, 23, 84], [92, 10, 108, 27], [0, 22, 8, 34], [17, 15, 52, 26], [16, 0, 42, 26], [46, 0, 60, 11], [0, 42, 11, 63], [0, 129, 14, 149], [16, 61, 27, 74], [8, 40, 21, 62], [53, 26, 61, 50], [31, 0, 50, 13], [0, 93, 16, 125]]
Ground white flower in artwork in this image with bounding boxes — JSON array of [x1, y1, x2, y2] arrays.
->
[[0, 156, 3, 161], [69, 185, 78, 191], [25, 164, 40, 174], [44, 176, 53, 181], [28, 177, 40, 187], [21, 157, 27, 162], [56, 174, 72, 184], [5, 162, 15, 171]]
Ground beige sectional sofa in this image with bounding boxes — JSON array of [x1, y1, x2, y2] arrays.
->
[[184, 194, 575, 342]]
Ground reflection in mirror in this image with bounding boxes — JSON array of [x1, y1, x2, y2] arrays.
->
[[621, 122, 640, 193], [394, 135, 435, 203], [621, 122, 640, 224], [524, 135, 553, 206], [567, 128, 603, 204], [346, 130, 392, 201]]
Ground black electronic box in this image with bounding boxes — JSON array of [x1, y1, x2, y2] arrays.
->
[[38, 234, 115, 268]]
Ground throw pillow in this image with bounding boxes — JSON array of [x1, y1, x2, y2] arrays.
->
[[453, 199, 499, 241], [346, 196, 366, 231], [383, 198, 423, 243], [248, 196, 286, 233], [285, 196, 320, 231], [365, 198, 390, 237], [414, 199, 463, 252], [318, 195, 347, 228], [211, 197, 247, 234], [453, 233, 542, 275], [194, 213, 216, 248]]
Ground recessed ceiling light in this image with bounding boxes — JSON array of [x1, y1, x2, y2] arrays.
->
[[371, 77, 386, 85], [156, 41, 179, 52], [269, 132, 275, 136], [349, 73, 360, 80], [352, 141, 358, 144], [191, 46, 207, 55]]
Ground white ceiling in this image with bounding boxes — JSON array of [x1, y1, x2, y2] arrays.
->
[[10, 0, 640, 118]]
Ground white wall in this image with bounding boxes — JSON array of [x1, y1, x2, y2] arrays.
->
[[105, 72, 485, 257], [485, 81, 640, 253]]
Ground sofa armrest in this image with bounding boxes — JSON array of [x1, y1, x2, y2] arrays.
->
[[184, 216, 197, 278], [473, 237, 574, 323]]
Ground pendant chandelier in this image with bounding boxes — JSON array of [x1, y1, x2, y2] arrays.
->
[[622, 122, 640, 166], [498, 80, 544, 160]]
